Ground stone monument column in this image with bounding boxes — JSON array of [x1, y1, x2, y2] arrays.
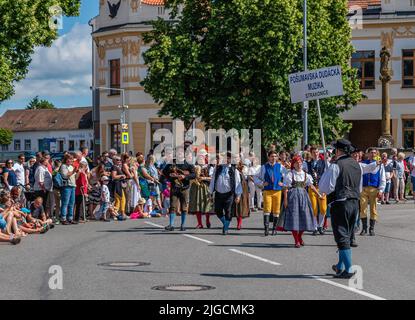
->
[[378, 46, 394, 148]]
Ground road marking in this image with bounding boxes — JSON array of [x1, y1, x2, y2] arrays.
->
[[183, 234, 214, 244], [145, 222, 164, 228], [145, 222, 214, 244], [145, 221, 386, 300], [229, 249, 282, 266], [304, 274, 387, 300]]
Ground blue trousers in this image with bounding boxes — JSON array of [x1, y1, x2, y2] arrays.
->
[[60, 186, 76, 222]]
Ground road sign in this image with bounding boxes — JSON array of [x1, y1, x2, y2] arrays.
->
[[122, 123, 129, 130], [121, 132, 129, 145], [289, 65, 344, 104]]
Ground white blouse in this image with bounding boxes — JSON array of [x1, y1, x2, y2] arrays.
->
[[283, 170, 313, 188]]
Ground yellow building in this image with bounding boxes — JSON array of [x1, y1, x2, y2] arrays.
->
[[90, 0, 174, 155], [345, 0, 415, 149]]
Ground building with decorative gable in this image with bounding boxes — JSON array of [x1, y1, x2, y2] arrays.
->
[[346, 0, 415, 149], [91, 0, 415, 155], [90, 0, 173, 155]]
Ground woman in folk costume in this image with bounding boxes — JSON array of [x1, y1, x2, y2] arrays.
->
[[189, 153, 214, 229], [283, 155, 319, 248], [232, 161, 250, 230]]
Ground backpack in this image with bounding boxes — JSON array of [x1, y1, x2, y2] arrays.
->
[[53, 171, 65, 189]]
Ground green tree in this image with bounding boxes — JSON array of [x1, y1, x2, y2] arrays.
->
[[142, 0, 362, 150], [0, 0, 81, 103], [26, 96, 56, 110], [0, 128, 13, 146]]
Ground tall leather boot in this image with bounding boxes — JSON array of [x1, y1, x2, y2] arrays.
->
[[369, 219, 376, 236], [360, 218, 368, 236], [351, 229, 358, 247], [272, 216, 279, 236], [264, 215, 270, 236]]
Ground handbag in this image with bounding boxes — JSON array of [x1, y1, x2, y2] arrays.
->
[[120, 179, 128, 189]]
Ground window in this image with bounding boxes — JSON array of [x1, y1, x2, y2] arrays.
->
[[109, 59, 121, 95], [80, 140, 86, 149], [58, 140, 64, 152], [69, 140, 75, 151], [351, 51, 376, 89], [403, 119, 415, 149], [24, 139, 31, 151], [151, 122, 173, 149], [110, 123, 122, 153], [411, 0, 415, 7], [1, 144, 9, 151], [14, 140, 21, 151], [403, 49, 415, 88], [158, 6, 165, 15]]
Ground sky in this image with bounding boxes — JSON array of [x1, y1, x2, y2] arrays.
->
[[0, 1, 99, 115]]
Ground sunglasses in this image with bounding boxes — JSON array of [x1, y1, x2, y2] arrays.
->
[[7, 162, 13, 165]]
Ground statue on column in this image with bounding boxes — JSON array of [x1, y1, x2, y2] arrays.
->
[[380, 47, 391, 82], [378, 46, 394, 148]]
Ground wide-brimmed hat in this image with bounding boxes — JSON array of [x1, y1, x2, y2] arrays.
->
[[332, 139, 354, 153]]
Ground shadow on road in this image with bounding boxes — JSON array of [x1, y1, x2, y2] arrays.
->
[[213, 243, 336, 248], [200, 273, 330, 279]]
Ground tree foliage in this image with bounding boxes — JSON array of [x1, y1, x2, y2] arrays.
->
[[26, 96, 56, 110], [0, 128, 13, 146], [0, 0, 81, 103], [142, 0, 362, 149]]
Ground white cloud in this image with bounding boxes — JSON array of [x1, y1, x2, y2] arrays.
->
[[12, 23, 92, 99]]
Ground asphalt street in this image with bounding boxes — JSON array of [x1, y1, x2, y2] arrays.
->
[[1, 202, 415, 300]]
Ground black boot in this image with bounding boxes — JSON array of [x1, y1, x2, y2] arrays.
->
[[360, 218, 368, 236], [272, 216, 279, 236], [264, 215, 270, 236], [350, 231, 358, 247], [369, 219, 376, 236]]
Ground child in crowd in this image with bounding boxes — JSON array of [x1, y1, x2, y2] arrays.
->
[[94, 176, 125, 222], [95, 176, 111, 222], [144, 198, 162, 218], [161, 182, 171, 216], [130, 198, 150, 219]]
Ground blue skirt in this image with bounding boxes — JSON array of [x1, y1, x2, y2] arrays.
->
[[283, 187, 316, 232]]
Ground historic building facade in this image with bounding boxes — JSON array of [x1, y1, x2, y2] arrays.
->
[[345, 0, 415, 149], [90, 0, 174, 155], [91, 0, 415, 154]]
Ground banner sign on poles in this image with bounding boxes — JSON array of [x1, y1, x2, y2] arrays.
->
[[289, 65, 344, 104]]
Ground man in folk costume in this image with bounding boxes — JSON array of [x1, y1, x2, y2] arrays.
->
[[303, 146, 328, 235], [255, 151, 287, 236], [162, 146, 196, 231], [360, 148, 386, 236], [209, 152, 242, 235], [319, 139, 379, 279]]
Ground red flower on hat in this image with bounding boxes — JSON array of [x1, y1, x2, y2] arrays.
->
[[291, 155, 303, 170]]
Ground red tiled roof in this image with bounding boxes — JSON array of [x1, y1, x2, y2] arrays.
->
[[141, 0, 165, 6], [348, 0, 381, 9], [0, 107, 92, 132]]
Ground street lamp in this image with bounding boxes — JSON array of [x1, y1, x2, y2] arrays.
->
[[91, 86, 129, 153], [302, 0, 309, 147]]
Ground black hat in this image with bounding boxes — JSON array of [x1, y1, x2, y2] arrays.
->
[[332, 139, 354, 153]]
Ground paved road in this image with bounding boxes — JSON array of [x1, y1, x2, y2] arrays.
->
[[1, 202, 415, 300]]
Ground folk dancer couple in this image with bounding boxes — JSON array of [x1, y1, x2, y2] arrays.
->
[[254, 151, 321, 247]]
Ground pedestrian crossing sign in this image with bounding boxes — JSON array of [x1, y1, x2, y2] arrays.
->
[[121, 132, 129, 145]]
